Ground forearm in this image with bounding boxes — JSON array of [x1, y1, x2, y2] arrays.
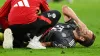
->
[[62, 5, 86, 27]]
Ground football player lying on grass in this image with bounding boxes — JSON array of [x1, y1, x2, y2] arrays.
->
[[39, 5, 96, 48], [22, 5, 95, 48]]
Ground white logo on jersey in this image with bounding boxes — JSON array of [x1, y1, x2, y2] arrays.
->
[[47, 13, 52, 17], [62, 33, 66, 37], [14, 0, 30, 7], [67, 25, 70, 28], [47, 13, 56, 18], [52, 13, 56, 18], [69, 39, 75, 47]]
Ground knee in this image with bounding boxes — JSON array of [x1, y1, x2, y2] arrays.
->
[[50, 10, 61, 20]]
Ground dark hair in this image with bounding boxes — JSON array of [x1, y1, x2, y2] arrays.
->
[[78, 34, 96, 47]]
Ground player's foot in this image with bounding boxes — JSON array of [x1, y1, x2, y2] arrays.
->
[[27, 41, 46, 49], [27, 36, 46, 49], [3, 28, 13, 49], [32, 35, 42, 41]]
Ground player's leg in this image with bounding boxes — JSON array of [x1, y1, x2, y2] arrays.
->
[[27, 10, 61, 49], [40, 10, 61, 26], [3, 25, 30, 49], [37, 10, 61, 35], [36, 10, 61, 43], [11, 25, 30, 48], [28, 10, 61, 39], [26, 19, 50, 49]]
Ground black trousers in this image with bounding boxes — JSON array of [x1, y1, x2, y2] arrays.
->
[[9, 10, 61, 47]]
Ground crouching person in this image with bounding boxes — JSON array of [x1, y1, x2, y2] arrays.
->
[[0, 0, 61, 49]]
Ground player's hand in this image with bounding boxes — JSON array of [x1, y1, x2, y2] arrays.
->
[[78, 22, 88, 35]]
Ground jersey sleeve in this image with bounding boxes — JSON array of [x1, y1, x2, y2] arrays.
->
[[40, 0, 50, 12], [0, 0, 11, 17], [0, 17, 9, 30]]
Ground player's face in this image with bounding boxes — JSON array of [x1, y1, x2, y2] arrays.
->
[[79, 30, 93, 41], [74, 29, 93, 42]]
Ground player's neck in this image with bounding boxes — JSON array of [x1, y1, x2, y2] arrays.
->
[[73, 30, 80, 41]]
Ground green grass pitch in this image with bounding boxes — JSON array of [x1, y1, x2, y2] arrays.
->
[[0, 0, 100, 56]]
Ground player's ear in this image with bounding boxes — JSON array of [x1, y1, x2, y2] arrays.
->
[[79, 37, 85, 41]]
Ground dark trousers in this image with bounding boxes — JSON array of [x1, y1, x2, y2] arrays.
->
[[9, 10, 61, 47]]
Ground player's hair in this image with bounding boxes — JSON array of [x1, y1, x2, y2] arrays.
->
[[78, 34, 96, 47]]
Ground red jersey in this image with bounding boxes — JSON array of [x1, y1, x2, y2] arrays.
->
[[0, 17, 9, 29], [0, 8, 9, 29], [0, 0, 49, 25]]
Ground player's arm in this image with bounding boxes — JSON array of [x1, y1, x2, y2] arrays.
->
[[0, 0, 11, 17], [40, 0, 50, 13], [62, 5, 88, 34], [0, 17, 9, 30], [62, 5, 82, 24], [0, 0, 10, 29]]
